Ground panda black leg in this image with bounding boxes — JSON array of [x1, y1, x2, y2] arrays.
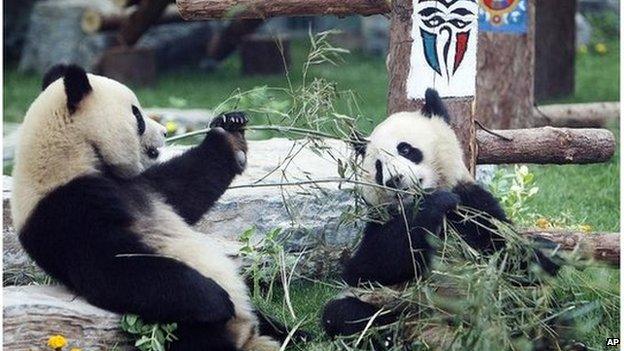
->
[[255, 310, 313, 343], [170, 322, 237, 351], [322, 297, 396, 338]]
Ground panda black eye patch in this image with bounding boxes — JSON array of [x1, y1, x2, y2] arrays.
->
[[132, 105, 146, 136], [397, 142, 423, 164]]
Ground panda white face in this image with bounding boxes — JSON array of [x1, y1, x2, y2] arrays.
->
[[357, 97, 472, 207]]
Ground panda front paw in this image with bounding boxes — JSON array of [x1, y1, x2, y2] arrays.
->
[[419, 189, 460, 219], [206, 112, 248, 174], [210, 111, 248, 133]]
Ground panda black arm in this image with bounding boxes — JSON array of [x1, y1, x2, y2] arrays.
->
[[19, 176, 235, 324], [450, 182, 560, 276], [342, 190, 459, 286], [139, 127, 244, 225]]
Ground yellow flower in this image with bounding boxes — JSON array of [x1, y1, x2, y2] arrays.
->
[[47, 335, 67, 349], [165, 121, 178, 135], [578, 44, 588, 54], [580, 224, 592, 233], [71, 349, 82, 351], [536, 218, 550, 229], [594, 42, 608, 55]]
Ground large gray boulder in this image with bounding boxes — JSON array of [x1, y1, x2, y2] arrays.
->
[[3, 138, 358, 285]]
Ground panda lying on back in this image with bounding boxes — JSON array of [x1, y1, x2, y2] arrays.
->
[[322, 89, 560, 339], [12, 64, 289, 351]]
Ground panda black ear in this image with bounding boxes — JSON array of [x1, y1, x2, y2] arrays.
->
[[42, 64, 68, 90], [350, 129, 368, 157], [422, 88, 450, 124], [63, 64, 92, 114]]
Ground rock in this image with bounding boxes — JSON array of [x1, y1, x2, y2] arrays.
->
[[4, 285, 133, 350], [4, 138, 359, 284], [4, 0, 39, 62], [19, 0, 116, 73]]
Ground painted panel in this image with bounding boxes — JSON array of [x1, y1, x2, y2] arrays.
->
[[478, 0, 528, 34], [407, 0, 479, 99]]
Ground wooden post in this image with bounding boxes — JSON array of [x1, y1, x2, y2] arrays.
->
[[387, 0, 479, 172], [475, 0, 536, 129]]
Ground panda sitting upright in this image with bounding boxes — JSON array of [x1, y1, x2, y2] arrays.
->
[[322, 89, 560, 339], [11, 64, 289, 351]]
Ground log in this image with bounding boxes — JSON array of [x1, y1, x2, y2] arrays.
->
[[82, 5, 182, 34], [523, 230, 619, 266], [533, 102, 620, 128], [176, 0, 391, 20], [118, 0, 173, 46], [3, 285, 133, 350], [476, 127, 615, 164]]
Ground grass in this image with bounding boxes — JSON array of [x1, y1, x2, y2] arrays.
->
[[3, 35, 619, 350]]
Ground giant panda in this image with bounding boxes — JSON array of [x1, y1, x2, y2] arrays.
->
[[321, 89, 562, 344], [11, 64, 292, 351]]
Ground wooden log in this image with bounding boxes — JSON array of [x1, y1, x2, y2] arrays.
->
[[82, 5, 182, 34], [176, 0, 391, 20], [4, 285, 133, 350], [118, 0, 173, 46], [523, 230, 619, 266], [476, 127, 615, 164], [533, 102, 620, 128]]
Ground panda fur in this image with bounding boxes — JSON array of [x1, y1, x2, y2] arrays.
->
[[322, 89, 560, 340], [12, 64, 290, 351]]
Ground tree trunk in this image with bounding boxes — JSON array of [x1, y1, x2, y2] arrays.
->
[[533, 102, 619, 128], [176, 0, 391, 20], [475, 0, 536, 129], [534, 0, 576, 102], [476, 127, 615, 164]]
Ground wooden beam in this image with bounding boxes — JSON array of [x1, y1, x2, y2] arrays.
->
[[523, 230, 619, 266], [476, 127, 615, 164], [533, 102, 619, 128], [176, 0, 391, 20], [82, 5, 182, 34]]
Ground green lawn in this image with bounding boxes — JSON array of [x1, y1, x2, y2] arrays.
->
[[3, 37, 619, 350]]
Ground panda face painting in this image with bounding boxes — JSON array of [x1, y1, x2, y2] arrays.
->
[[12, 64, 298, 351], [358, 90, 471, 206]]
